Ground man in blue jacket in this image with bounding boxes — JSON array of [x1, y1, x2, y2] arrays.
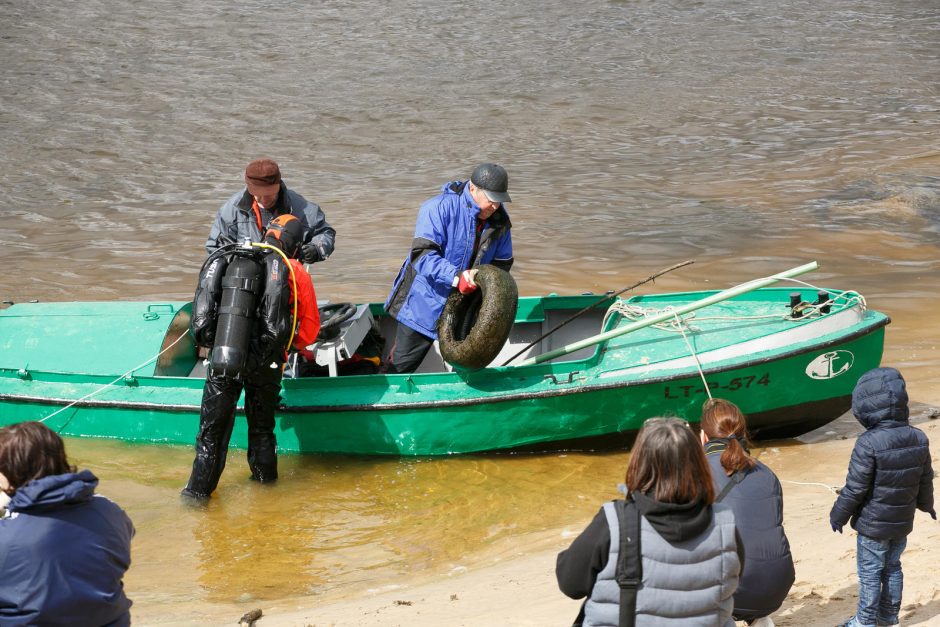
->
[[831, 367, 935, 627], [383, 163, 514, 373]]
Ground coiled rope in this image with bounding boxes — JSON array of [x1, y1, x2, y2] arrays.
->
[[602, 279, 868, 404]]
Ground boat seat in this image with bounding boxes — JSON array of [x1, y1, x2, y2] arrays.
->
[[293, 303, 375, 377]]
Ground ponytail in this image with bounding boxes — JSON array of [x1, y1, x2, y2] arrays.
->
[[700, 398, 757, 476], [719, 434, 756, 475]]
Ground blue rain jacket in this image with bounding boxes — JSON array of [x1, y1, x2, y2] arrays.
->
[[385, 180, 513, 339], [0, 470, 135, 626]]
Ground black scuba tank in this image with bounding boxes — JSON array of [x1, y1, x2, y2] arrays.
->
[[209, 255, 264, 378], [191, 255, 229, 347]]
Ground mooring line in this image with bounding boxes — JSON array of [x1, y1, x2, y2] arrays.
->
[[780, 479, 840, 494], [40, 329, 191, 432], [673, 310, 713, 400]]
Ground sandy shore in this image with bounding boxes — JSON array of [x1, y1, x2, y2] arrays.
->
[[238, 406, 940, 627]]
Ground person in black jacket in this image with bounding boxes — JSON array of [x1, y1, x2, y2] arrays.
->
[[700, 398, 794, 627], [183, 215, 313, 499], [830, 367, 935, 627]]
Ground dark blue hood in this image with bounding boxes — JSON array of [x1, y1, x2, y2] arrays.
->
[[851, 367, 909, 429], [8, 469, 98, 513], [0, 468, 133, 626]]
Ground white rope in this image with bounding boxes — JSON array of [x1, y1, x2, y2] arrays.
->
[[603, 302, 702, 332], [601, 280, 868, 402], [603, 285, 866, 332], [780, 479, 840, 494], [672, 310, 712, 400], [39, 329, 191, 430]]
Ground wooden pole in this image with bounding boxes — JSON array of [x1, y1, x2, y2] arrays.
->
[[500, 259, 695, 367], [512, 261, 819, 367]]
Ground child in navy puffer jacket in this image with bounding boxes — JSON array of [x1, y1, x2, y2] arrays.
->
[[830, 367, 935, 627]]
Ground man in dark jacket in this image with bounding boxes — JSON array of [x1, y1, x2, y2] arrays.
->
[[830, 367, 935, 627], [206, 157, 336, 263]]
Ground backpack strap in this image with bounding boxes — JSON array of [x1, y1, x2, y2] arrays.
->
[[715, 469, 746, 503], [614, 497, 642, 627]]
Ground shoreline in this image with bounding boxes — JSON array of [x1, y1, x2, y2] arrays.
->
[[131, 404, 940, 627]]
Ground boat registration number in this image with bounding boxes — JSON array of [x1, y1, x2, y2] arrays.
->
[[664, 373, 770, 399]]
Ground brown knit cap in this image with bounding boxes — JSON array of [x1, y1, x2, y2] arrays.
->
[[245, 158, 282, 196]]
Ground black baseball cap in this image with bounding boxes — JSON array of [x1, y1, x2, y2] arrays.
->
[[470, 163, 511, 203]]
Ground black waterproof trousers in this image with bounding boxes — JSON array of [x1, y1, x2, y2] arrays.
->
[[183, 363, 283, 497], [382, 322, 433, 374]]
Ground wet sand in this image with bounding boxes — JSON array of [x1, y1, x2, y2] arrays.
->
[[128, 403, 940, 626]]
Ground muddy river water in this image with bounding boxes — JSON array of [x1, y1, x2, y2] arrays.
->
[[1, 0, 938, 620]]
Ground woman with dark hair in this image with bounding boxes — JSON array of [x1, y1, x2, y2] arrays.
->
[[0, 421, 134, 626], [700, 398, 795, 627], [556, 417, 743, 626]]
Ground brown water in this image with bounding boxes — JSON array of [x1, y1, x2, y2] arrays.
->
[[2, 0, 939, 621]]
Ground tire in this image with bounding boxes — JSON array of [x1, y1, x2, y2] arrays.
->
[[438, 265, 518, 370]]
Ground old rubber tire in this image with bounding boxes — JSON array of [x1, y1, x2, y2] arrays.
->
[[438, 265, 518, 370]]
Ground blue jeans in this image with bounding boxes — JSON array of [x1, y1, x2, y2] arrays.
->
[[852, 533, 906, 627]]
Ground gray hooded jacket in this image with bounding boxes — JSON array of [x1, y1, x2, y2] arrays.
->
[[558, 493, 740, 627], [206, 184, 335, 261]]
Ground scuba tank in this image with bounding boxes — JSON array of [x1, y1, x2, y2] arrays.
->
[[209, 253, 264, 378], [191, 255, 229, 347]]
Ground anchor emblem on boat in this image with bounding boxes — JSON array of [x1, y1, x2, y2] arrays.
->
[[805, 350, 855, 380]]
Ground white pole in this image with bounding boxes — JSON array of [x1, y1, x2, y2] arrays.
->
[[513, 261, 819, 367]]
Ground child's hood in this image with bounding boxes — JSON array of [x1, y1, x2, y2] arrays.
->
[[851, 366, 909, 429]]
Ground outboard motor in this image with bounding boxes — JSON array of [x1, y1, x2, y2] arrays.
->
[[209, 254, 263, 378]]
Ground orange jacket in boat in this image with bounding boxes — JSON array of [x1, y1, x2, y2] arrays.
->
[[287, 258, 320, 351]]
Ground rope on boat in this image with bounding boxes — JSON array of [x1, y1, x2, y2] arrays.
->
[[672, 310, 713, 400], [39, 329, 191, 432], [603, 281, 866, 334], [600, 279, 867, 404]]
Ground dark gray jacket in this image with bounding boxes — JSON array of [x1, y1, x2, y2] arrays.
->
[[706, 444, 794, 621], [830, 367, 935, 540], [205, 183, 335, 260]]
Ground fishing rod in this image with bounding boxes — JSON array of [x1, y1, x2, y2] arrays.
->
[[500, 259, 694, 367]]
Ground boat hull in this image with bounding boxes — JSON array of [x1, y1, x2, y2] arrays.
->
[[0, 288, 888, 455]]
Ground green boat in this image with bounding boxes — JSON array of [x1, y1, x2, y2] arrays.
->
[[0, 264, 888, 456]]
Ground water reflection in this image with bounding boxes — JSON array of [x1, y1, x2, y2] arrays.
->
[[66, 437, 629, 607]]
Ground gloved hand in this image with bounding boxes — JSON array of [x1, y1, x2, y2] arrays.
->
[[302, 241, 326, 264], [830, 520, 843, 534], [457, 269, 479, 295]]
